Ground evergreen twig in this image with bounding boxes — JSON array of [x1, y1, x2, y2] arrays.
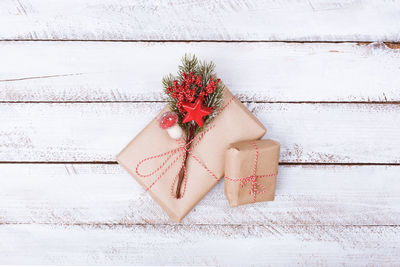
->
[[162, 54, 225, 136]]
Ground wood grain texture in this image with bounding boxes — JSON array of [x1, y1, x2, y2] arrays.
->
[[1, 102, 399, 163], [1, 0, 400, 41], [1, 1, 399, 265], [0, 164, 399, 226], [0, 224, 399, 265], [0, 42, 399, 102]]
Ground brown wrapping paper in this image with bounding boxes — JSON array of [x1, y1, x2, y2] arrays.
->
[[116, 89, 266, 222], [224, 139, 280, 207]]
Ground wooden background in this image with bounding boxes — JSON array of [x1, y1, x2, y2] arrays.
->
[[1, 0, 400, 265]]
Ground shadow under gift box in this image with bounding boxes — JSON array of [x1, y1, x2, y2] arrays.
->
[[116, 89, 266, 222], [224, 139, 280, 207]]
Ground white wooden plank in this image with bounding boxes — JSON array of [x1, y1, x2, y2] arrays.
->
[[0, 224, 398, 265], [0, 102, 399, 163], [0, 164, 399, 225], [0, 0, 400, 41], [0, 42, 399, 102]]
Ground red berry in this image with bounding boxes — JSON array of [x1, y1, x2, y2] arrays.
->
[[158, 111, 178, 129]]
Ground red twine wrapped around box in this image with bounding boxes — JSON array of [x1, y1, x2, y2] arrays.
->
[[225, 141, 278, 202], [135, 96, 235, 199]]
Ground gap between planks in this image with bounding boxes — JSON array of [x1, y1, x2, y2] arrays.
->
[[0, 162, 400, 166], [0, 40, 399, 49], [0, 222, 399, 227], [0, 40, 399, 44], [1, 101, 400, 104]]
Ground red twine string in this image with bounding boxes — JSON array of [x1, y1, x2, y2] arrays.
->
[[225, 141, 278, 202], [135, 96, 235, 199]]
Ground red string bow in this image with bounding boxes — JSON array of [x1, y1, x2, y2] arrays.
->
[[135, 125, 220, 199]]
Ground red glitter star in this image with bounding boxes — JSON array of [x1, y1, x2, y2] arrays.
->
[[182, 96, 212, 127]]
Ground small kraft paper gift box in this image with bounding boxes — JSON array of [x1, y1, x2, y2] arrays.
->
[[224, 139, 280, 207], [117, 89, 266, 222]]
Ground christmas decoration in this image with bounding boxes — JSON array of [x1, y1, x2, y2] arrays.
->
[[163, 54, 224, 134], [163, 54, 225, 198], [158, 111, 183, 139], [181, 96, 212, 127]]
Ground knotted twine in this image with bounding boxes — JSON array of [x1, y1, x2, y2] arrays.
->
[[135, 96, 235, 199]]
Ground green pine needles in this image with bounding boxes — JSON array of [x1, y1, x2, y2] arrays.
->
[[162, 54, 225, 136]]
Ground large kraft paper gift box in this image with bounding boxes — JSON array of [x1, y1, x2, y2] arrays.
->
[[117, 89, 266, 222], [225, 139, 280, 207]]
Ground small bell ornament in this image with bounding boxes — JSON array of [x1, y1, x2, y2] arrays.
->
[[158, 111, 183, 140]]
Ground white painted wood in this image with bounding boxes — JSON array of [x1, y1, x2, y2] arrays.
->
[[0, 0, 400, 41], [0, 42, 399, 102], [0, 224, 398, 265], [1, 1, 398, 265], [0, 164, 399, 225], [1, 102, 399, 163]]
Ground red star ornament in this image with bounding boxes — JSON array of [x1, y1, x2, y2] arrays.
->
[[181, 96, 213, 127]]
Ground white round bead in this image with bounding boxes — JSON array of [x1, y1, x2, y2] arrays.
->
[[167, 125, 183, 140]]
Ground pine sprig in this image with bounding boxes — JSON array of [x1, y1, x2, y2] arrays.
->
[[201, 80, 224, 134], [162, 54, 225, 137], [177, 54, 198, 78], [162, 74, 174, 90], [198, 60, 215, 86]]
